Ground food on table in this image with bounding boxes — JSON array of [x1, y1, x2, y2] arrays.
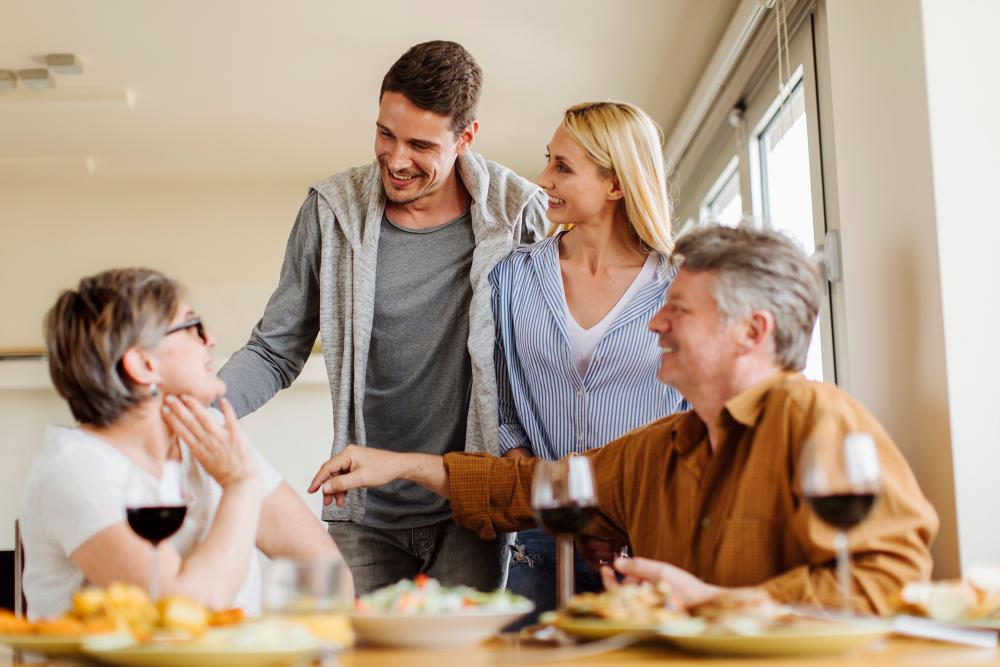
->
[[0, 610, 34, 635], [556, 583, 796, 636], [899, 574, 1000, 623], [688, 588, 792, 635], [208, 607, 245, 627], [157, 596, 210, 636], [356, 574, 528, 614], [564, 581, 688, 625], [0, 583, 244, 640]]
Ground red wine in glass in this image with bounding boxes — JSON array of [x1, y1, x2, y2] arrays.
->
[[537, 505, 597, 534], [799, 432, 881, 613], [123, 461, 187, 600], [531, 457, 598, 608], [806, 493, 877, 532], [126, 506, 188, 545]]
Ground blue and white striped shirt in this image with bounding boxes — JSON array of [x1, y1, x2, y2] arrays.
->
[[490, 234, 688, 461]]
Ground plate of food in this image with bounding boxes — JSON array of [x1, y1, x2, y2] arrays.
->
[[898, 568, 1000, 629], [550, 584, 887, 657], [0, 584, 135, 657], [83, 620, 321, 667], [546, 580, 701, 639], [349, 574, 533, 648]]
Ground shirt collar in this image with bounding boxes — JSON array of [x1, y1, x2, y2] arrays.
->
[[723, 371, 799, 427], [670, 411, 708, 455]]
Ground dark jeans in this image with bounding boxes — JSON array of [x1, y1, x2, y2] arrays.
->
[[505, 528, 604, 629], [328, 519, 508, 596]]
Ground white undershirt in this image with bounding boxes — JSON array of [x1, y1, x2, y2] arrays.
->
[[561, 252, 658, 379]]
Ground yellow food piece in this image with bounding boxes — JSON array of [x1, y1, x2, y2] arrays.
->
[[0, 610, 33, 635], [158, 596, 209, 637], [34, 617, 85, 636], [71, 586, 107, 619], [208, 608, 245, 627]]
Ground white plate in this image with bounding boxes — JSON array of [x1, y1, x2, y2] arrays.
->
[[82, 622, 322, 667], [658, 620, 889, 657], [0, 633, 85, 657], [350, 603, 534, 648]]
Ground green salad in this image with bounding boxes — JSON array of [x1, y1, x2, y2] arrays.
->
[[355, 575, 528, 614]]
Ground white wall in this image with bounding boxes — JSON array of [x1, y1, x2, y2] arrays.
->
[[820, 0, 1000, 576], [920, 0, 1000, 569]]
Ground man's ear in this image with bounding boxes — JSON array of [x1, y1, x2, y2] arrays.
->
[[456, 120, 479, 155], [120, 346, 159, 386], [737, 309, 775, 353], [607, 175, 625, 202]]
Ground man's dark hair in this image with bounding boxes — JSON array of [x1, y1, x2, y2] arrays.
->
[[380, 40, 483, 134]]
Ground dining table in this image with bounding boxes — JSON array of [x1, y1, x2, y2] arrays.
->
[[4, 636, 1000, 667]]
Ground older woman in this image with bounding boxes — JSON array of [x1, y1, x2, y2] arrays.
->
[[19, 268, 347, 619]]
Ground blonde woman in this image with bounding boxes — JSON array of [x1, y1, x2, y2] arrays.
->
[[491, 101, 687, 622]]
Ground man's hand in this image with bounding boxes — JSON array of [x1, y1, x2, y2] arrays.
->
[[308, 445, 407, 507], [599, 556, 722, 607]]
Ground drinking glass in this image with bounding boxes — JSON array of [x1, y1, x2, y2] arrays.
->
[[123, 461, 187, 601], [531, 456, 598, 609], [264, 558, 354, 656], [799, 432, 881, 613]]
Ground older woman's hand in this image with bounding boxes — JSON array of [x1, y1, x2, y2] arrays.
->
[[162, 396, 258, 487]]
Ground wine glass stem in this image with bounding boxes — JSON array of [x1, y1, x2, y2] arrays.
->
[[150, 544, 159, 601], [834, 530, 850, 614], [555, 533, 574, 609]]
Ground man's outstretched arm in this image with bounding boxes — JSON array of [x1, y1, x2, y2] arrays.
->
[[308, 446, 450, 507]]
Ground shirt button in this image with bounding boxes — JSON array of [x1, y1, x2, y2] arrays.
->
[[700, 517, 711, 529]]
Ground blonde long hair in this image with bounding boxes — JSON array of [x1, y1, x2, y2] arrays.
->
[[558, 101, 674, 255]]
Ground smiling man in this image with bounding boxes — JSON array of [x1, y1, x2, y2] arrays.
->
[[219, 41, 547, 594], [310, 224, 938, 614]]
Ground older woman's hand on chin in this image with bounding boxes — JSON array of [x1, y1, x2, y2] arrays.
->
[[161, 395, 258, 488], [600, 556, 724, 607]]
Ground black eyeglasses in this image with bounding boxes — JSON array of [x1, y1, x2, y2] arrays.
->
[[164, 317, 208, 345]]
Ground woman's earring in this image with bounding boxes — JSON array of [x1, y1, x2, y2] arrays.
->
[[150, 383, 159, 398]]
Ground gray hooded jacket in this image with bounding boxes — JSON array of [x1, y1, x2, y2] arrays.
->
[[218, 152, 547, 522]]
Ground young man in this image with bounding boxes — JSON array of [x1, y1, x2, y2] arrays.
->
[[310, 225, 939, 614], [219, 41, 547, 594]]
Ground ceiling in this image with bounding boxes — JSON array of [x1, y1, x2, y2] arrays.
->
[[0, 0, 740, 186]]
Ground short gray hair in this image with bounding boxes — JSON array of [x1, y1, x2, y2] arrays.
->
[[671, 224, 823, 371], [45, 268, 181, 427]]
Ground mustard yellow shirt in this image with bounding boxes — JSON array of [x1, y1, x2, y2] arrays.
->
[[444, 372, 938, 614]]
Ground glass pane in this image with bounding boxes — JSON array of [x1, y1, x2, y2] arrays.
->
[[705, 166, 742, 228], [759, 82, 824, 381]]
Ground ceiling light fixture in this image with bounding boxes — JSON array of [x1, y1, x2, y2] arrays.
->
[[18, 68, 54, 89], [45, 53, 83, 74]]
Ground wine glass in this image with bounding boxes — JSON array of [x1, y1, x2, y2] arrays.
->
[[264, 558, 354, 660], [799, 432, 881, 614], [531, 456, 598, 609], [123, 461, 188, 601]]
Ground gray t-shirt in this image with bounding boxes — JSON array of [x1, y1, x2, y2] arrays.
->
[[362, 210, 475, 528]]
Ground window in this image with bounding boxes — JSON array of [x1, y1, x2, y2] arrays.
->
[[671, 11, 840, 383], [702, 158, 742, 227], [752, 78, 825, 381]]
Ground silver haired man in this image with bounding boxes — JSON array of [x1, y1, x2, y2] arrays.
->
[[310, 224, 938, 614]]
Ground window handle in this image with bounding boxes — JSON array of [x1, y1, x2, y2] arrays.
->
[[813, 230, 842, 283]]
